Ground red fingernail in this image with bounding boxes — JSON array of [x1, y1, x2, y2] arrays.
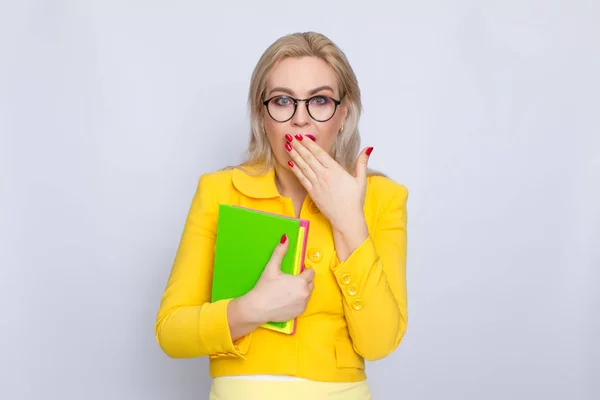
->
[[285, 143, 292, 152], [366, 147, 374, 156], [285, 134, 293, 142], [288, 160, 294, 168], [305, 134, 316, 141], [280, 234, 287, 244], [295, 134, 303, 141]]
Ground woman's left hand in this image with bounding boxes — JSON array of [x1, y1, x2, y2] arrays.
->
[[284, 134, 373, 232]]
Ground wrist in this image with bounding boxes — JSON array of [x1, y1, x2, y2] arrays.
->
[[334, 212, 368, 239], [332, 213, 369, 261], [234, 291, 269, 326]]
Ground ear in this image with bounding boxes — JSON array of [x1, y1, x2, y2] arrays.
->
[[337, 104, 349, 135], [259, 113, 267, 133]]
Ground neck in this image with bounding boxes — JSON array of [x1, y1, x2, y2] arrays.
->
[[274, 164, 306, 198]]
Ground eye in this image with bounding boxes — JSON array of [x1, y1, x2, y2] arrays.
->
[[309, 95, 331, 106], [273, 96, 293, 107]]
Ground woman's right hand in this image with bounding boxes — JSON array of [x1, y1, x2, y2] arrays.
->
[[244, 234, 315, 323]]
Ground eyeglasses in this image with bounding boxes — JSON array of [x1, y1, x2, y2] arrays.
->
[[262, 95, 342, 123]]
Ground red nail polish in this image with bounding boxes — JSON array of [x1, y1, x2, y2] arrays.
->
[[295, 134, 303, 141], [280, 234, 287, 244], [288, 160, 294, 168], [366, 147, 374, 156], [305, 134, 316, 142], [285, 143, 292, 152], [285, 134, 293, 142]]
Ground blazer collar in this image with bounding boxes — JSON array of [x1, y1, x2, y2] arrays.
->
[[231, 164, 280, 199]]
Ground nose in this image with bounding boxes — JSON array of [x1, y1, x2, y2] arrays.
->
[[290, 102, 310, 127]]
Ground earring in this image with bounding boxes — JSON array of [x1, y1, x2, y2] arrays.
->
[[339, 125, 344, 133]]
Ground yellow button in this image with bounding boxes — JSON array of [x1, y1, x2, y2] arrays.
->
[[340, 274, 351, 285], [352, 299, 364, 310], [347, 285, 357, 296], [304, 262, 313, 270], [308, 248, 323, 263], [309, 201, 320, 213]]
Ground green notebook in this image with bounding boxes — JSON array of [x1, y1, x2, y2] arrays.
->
[[211, 204, 310, 334]]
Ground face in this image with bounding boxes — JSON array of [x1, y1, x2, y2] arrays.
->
[[262, 56, 347, 170]]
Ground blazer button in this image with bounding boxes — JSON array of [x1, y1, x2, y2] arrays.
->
[[340, 274, 351, 285], [347, 285, 357, 296], [309, 201, 320, 214], [308, 248, 323, 263], [351, 299, 364, 310]]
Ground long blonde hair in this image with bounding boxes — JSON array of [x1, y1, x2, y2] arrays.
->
[[228, 32, 382, 177]]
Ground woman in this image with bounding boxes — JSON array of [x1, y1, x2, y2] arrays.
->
[[155, 32, 408, 399]]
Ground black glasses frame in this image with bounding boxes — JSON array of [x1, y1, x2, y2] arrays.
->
[[262, 95, 343, 123]]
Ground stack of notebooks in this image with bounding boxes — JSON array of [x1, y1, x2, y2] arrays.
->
[[210, 204, 310, 335]]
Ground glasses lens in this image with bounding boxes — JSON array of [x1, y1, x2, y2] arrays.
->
[[307, 96, 336, 122], [267, 96, 295, 122]]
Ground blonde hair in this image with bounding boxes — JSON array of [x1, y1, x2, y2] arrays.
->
[[228, 31, 383, 177]]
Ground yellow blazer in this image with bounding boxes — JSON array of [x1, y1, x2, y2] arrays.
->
[[155, 165, 408, 382]]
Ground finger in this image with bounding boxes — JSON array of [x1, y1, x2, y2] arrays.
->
[[298, 267, 315, 282], [306, 281, 314, 303], [264, 234, 289, 275], [354, 146, 373, 182], [285, 139, 318, 185], [300, 134, 336, 168], [287, 158, 314, 192], [290, 134, 328, 172]]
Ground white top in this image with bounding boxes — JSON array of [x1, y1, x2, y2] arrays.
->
[[216, 374, 306, 381]]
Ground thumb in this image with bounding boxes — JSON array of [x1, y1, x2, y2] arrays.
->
[[263, 234, 289, 276], [354, 146, 373, 182]]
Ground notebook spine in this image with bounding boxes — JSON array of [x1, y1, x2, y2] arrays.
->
[[290, 220, 310, 335]]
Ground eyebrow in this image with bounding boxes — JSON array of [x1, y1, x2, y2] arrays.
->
[[268, 85, 335, 97]]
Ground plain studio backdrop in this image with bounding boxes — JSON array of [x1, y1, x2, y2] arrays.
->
[[1, 1, 598, 399]]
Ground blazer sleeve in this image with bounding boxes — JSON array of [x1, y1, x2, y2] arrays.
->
[[331, 181, 408, 361], [154, 174, 251, 359]]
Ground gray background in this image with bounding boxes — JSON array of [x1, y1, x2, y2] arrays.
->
[[1, 1, 598, 399]]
